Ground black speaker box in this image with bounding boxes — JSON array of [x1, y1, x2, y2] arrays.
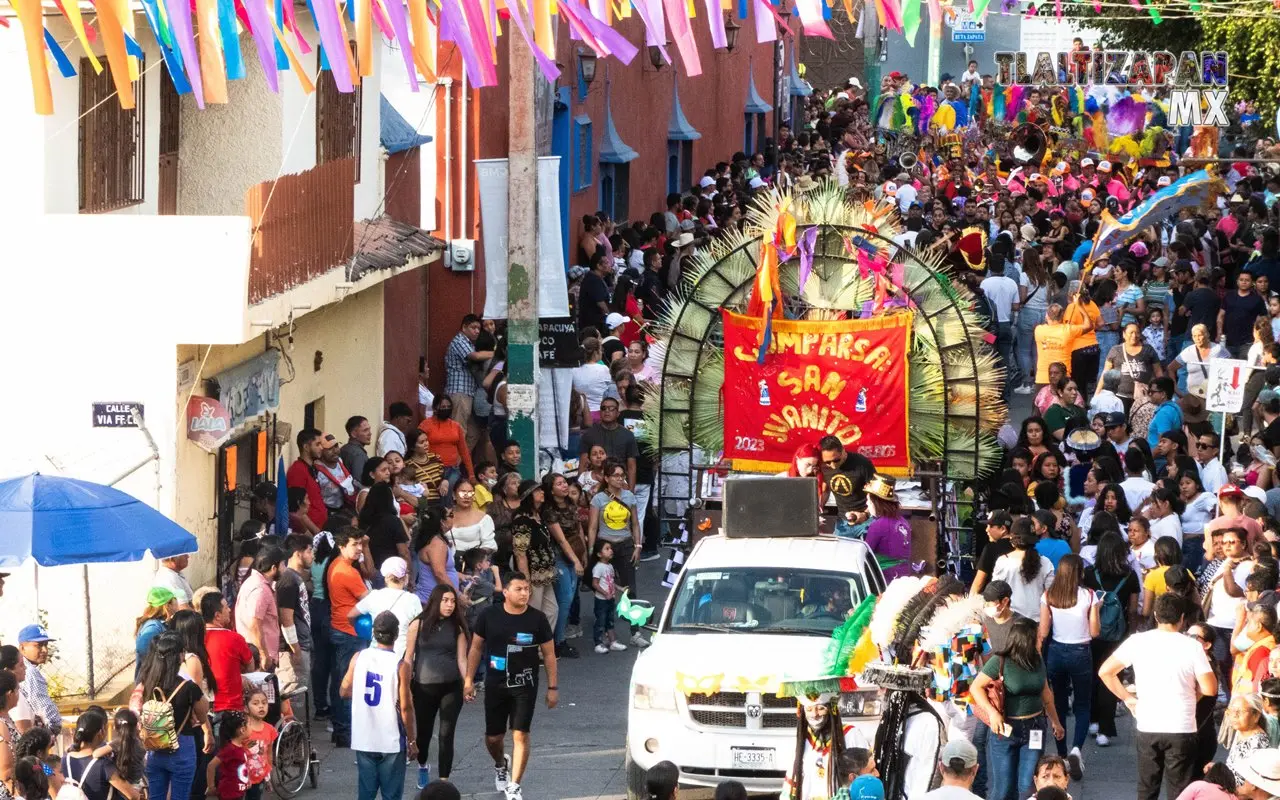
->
[[722, 476, 819, 538]]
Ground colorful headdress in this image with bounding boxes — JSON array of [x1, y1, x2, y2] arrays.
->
[[955, 227, 988, 272]]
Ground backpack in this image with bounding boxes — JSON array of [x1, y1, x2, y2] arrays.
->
[[58, 756, 100, 800], [139, 679, 190, 752], [1094, 569, 1127, 642]]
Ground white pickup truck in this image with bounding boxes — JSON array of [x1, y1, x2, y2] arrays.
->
[[625, 533, 888, 797]]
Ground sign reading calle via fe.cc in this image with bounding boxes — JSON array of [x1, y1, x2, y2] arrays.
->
[[92, 403, 143, 428], [1206, 358, 1251, 413], [720, 310, 913, 475]]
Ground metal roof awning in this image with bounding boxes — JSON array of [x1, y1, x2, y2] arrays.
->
[[668, 75, 702, 141], [379, 94, 433, 154], [348, 216, 444, 280], [788, 52, 812, 97], [746, 70, 772, 113], [599, 97, 638, 164]]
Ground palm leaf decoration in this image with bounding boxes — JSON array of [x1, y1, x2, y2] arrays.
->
[[640, 180, 1006, 480]]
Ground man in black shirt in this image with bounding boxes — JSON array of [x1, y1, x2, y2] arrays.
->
[[971, 511, 1014, 596], [1168, 262, 1194, 353], [818, 435, 876, 538], [578, 398, 640, 488], [465, 573, 557, 800], [1181, 271, 1220, 333], [276, 534, 315, 698], [577, 251, 613, 334], [1219, 271, 1266, 358]]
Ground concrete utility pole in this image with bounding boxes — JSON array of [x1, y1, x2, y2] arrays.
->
[[506, 31, 539, 480]]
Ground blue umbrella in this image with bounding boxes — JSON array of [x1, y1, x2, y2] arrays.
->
[[0, 473, 199, 567], [276, 456, 289, 535]]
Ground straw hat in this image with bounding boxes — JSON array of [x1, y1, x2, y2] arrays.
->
[[866, 474, 897, 502]]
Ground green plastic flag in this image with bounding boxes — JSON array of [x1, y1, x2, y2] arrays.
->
[[971, 0, 991, 19], [617, 590, 656, 627], [902, 0, 921, 46]]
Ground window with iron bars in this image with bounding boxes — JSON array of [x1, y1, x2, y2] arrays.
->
[[79, 56, 145, 213], [316, 46, 363, 182]]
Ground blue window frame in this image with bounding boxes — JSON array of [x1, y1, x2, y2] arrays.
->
[[666, 140, 693, 195], [599, 163, 631, 223], [573, 116, 593, 192]]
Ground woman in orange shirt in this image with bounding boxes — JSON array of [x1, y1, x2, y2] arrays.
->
[[419, 395, 475, 496], [1034, 303, 1094, 387], [1064, 282, 1103, 397]]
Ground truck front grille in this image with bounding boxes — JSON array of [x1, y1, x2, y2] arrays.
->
[[684, 691, 797, 730]]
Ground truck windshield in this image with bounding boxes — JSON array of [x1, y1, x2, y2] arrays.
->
[[664, 567, 869, 636]]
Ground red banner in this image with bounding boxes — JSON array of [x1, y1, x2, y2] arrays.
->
[[721, 310, 913, 474]]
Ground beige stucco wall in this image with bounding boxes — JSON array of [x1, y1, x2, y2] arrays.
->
[[174, 284, 387, 588]]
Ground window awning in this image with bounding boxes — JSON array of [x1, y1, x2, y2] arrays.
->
[[788, 52, 813, 98], [379, 95, 433, 154], [599, 96, 638, 164], [668, 76, 702, 141], [745, 70, 772, 114]]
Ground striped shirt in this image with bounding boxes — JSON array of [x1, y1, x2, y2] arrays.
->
[[408, 453, 446, 504], [445, 332, 477, 395]]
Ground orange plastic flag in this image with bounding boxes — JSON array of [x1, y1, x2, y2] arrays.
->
[[9, 0, 51, 114]]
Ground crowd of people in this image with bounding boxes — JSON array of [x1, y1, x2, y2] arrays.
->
[[8, 50, 1280, 800]]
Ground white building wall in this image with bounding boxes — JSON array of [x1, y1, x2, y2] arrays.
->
[[381, 37, 439, 230]]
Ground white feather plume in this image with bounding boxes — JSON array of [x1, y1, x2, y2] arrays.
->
[[869, 576, 928, 649], [919, 595, 984, 652]]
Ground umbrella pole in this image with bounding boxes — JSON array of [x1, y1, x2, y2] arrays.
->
[[83, 565, 94, 699]]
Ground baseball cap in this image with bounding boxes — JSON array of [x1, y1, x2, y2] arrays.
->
[[1080, 188, 1095, 202], [749, 176, 767, 190], [605, 312, 629, 331], [18, 624, 54, 644], [372, 610, 400, 638], [1080, 157, 1095, 167], [987, 510, 1013, 530], [982, 580, 1013, 603], [1219, 483, 1246, 499], [1244, 485, 1268, 504], [940, 738, 979, 770], [1103, 411, 1127, 429], [1260, 388, 1280, 405], [146, 587, 177, 608], [883, 182, 898, 197], [851, 775, 886, 800], [698, 175, 715, 188], [1153, 256, 1170, 268], [380, 556, 409, 580], [1130, 241, 1148, 258], [321, 432, 340, 449], [1157, 176, 1172, 187], [1098, 160, 1113, 172], [252, 482, 279, 502], [889, 71, 905, 79], [1159, 429, 1188, 451]]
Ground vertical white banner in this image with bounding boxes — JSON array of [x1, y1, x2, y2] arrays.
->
[[477, 156, 570, 320]]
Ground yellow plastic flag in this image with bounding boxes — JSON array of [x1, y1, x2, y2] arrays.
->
[[533, 0, 554, 58], [9, 0, 51, 114]]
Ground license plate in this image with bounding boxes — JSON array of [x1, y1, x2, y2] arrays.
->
[[730, 747, 775, 770]]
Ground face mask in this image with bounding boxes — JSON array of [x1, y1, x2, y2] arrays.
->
[[1234, 631, 1256, 653], [237, 566, 250, 581], [983, 604, 1001, 618], [483, 476, 497, 488], [436, 408, 453, 420], [1266, 190, 1277, 209]]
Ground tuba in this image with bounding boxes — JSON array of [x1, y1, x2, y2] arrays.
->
[[1010, 123, 1047, 167], [898, 151, 918, 172]]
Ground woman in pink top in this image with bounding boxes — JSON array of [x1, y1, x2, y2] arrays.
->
[[863, 476, 920, 580]]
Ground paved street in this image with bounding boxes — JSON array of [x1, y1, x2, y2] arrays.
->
[[301, 554, 1150, 800]]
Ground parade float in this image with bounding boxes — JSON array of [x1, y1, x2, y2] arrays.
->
[[639, 182, 1007, 575]]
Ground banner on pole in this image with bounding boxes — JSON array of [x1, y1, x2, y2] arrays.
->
[[720, 310, 912, 474], [476, 156, 570, 320]]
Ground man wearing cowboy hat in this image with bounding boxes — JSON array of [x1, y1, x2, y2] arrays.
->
[[1237, 749, 1280, 798]]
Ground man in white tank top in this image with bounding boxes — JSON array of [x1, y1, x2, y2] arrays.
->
[[341, 612, 417, 800]]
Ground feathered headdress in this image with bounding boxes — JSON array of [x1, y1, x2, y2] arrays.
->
[[869, 576, 928, 651], [956, 226, 988, 272]]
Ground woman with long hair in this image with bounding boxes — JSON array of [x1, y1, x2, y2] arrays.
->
[[0, 671, 18, 800], [1031, 451, 1065, 491], [970, 617, 1064, 800], [864, 476, 919, 580], [1016, 417, 1053, 460], [135, 633, 209, 800], [1083, 531, 1140, 747], [541, 472, 587, 659], [626, 339, 657, 383], [359, 482, 413, 574], [1145, 486, 1185, 545], [991, 519, 1056, 621], [610, 272, 643, 347], [169, 609, 216, 799], [404, 585, 469, 788], [134, 588, 179, 678], [644, 761, 679, 800], [419, 395, 475, 499], [572, 338, 613, 421], [785, 443, 826, 502], [1241, 316, 1277, 439], [1039, 554, 1100, 777], [1015, 247, 1050, 395], [403, 429, 447, 510], [355, 456, 393, 514], [62, 706, 140, 800], [512, 480, 560, 628], [448, 479, 497, 558], [1095, 482, 1132, 526], [11, 757, 47, 800], [486, 471, 524, 572], [412, 508, 458, 604], [1100, 321, 1163, 416]]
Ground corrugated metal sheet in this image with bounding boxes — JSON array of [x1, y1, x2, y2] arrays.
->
[[245, 159, 355, 303]]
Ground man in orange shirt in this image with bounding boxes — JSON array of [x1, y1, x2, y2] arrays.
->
[[1034, 303, 1094, 386], [326, 528, 370, 749]]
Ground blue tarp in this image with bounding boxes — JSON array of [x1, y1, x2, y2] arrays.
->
[[380, 94, 433, 155]]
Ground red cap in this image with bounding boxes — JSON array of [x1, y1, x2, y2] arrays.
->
[[1218, 483, 1245, 499], [889, 71, 905, 79]]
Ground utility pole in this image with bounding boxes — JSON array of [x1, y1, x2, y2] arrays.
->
[[506, 29, 539, 480]]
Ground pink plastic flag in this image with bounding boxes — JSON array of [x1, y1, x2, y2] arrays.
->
[[370, 0, 395, 39], [379, 0, 418, 88], [630, 0, 671, 58], [161, 0, 204, 105], [753, 0, 775, 42], [793, 0, 832, 38], [311, 0, 353, 90], [459, 0, 498, 84], [508, 0, 560, 81], [566, 0, 638, 60], [661, 0, 700, 75], [240, 0, 280, 90], [704, 0, 725, 47]]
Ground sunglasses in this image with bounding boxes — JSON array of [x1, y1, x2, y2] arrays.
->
[[1196, 442, 1217, 449]]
